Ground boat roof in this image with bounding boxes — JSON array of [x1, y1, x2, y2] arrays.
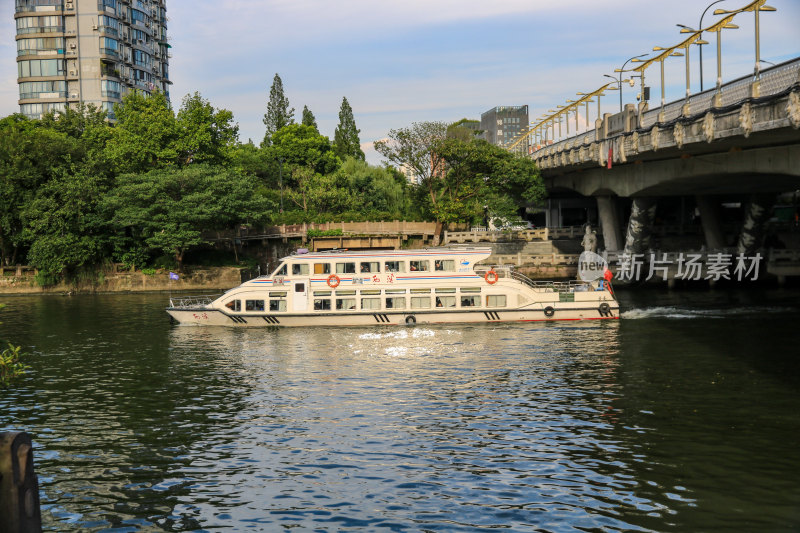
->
[[279, 246, 491, 262]]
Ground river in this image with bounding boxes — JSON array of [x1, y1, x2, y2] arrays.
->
[[1, 288, 799, 531]]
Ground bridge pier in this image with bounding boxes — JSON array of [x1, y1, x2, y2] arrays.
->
[[623, 197, 658, 254], [596, 196, 623, 251], [695, 195, 726, 250], [737, 194, 775, 255]]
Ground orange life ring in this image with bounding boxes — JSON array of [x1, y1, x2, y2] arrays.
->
[[327, 274, 340, 288], [485, 270, 499, 284]]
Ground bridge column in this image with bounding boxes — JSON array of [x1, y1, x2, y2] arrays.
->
[[623, 197, 658, 254], [597, 196, 623, 251], [695, 196, 726, 250], [737, 194, 775, 255]]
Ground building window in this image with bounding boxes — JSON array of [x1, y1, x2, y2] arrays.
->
[[101, 79, 121, 99], [100, 37, 119, 57], [19, 80, 66, 100], [18, 58, 66, 78], [99, 15, 119, 36], [17, 37, 65, 56], [20, 102, 66, 119], [16, 16, 64, 34]]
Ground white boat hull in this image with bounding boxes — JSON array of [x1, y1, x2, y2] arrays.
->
[[167, 301, 620, 327]]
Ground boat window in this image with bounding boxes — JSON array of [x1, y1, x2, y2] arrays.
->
[[435, 296, 456, 308], [336, 262, 356, 274], [361, 298, 381, 310], [360, 289, 381, 295], [313, 290, 332, 296], [359, 261, 379, 273], [409, 260, 429, 272], [384, 261, 405, 273], [273, 264, 287, 276], [435, 260, 455, 271], [245, 299, 265, 311], [385, 289, 406, 294], [314, 263, 331, 275], [292, 264, 309, 275], [486, 295, 507, 307], [336, 290, 356, 296], [294, 283, 305, 293], [461, 287, 481, 293], [313, 298, 331, 311], [460, 295, 481, 307], [269, 300, 287, 312], [269, 291, 287, 297], [385, 297, 406, 310], [411, 288, 431, 294], [411, 297, 431, 309], [224, 299, 241, 312], [336, 298, 356, 310], [435, 288, 456, 294]]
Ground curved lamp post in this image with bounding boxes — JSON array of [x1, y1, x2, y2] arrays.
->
[[610, 53, 648, 111], [676, 0, 730, 92], [714, 0, 776, 81]]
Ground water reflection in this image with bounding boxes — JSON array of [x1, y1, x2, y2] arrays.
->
[[1, 292, 798, 531]]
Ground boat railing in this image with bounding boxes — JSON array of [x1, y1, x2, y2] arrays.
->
[[476, 265, 594, 293], [169, 295, 218, 308]]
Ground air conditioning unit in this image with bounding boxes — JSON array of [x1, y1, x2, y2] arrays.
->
[[70, 93, 78, 99], [144, 22, 150, 27], [92, 23, 98, 30], [122, 32, 129, 39], [69, 42, 77, 49], [69, 70, 76, 76], [66, 2, 74, 9]]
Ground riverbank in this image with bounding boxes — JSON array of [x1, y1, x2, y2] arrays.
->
[[0, 266, 243, 295]]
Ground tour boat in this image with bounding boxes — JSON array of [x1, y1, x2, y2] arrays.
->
[[166, 247, 619, 326]]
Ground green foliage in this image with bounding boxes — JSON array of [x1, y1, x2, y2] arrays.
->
[[262, 73, 295, 146], [104, 165, 271, 270], [268, 124, 341, 177], [0, 304, 28, 388], [22, 169, 112, 281], [141, 267, 157, 276], [176, 92, 239, 166], [105, 90, 180, 174], [301, 105, 318, 130], [374, 121, 448, 183], [306, 228, 344, 238], [333, 97, 364, 161]]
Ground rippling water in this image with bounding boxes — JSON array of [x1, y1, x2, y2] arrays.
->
[[1, 289, 799, 531]]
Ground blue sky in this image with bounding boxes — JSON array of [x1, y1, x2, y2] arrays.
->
[[2, 0, 799, 163]]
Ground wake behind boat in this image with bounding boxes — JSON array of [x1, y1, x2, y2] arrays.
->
[[166, 246, 619, 327]]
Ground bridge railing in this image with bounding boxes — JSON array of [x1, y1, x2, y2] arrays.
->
[[533, 57, 800, 157]]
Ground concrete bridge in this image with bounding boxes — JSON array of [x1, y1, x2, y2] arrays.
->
[[528, 58, 800, 255]]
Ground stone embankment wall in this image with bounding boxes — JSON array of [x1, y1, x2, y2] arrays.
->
[[0, 266, 242, 295]]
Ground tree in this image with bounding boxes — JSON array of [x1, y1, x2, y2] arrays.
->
[[267, 124, 340, 177], [0, 114, 85, 266], [333, 96, 364, 161], [104, 165, 269, 270], [424, 137, 544, 224], [335, 157, 409, 216], [0, 304, 28, 388], [301, 105, 318, 130], [104, 90, 180, 174], [21, 169, 112, 284], [176, 92, 239, 166], [374, 121, 448, 187], [262, 73, 294, 146]]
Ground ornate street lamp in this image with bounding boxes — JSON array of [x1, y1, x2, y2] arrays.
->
[[676, 0, 730, 92]]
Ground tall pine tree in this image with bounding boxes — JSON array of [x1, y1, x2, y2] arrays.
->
[[262, 73, 295, 146], [333, 96, 364, 161], [301, 105, 318, 131]]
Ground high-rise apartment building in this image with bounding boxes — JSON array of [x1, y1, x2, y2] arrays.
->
[[480, 105, 529, 149], [15, 0, 170, 120]]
